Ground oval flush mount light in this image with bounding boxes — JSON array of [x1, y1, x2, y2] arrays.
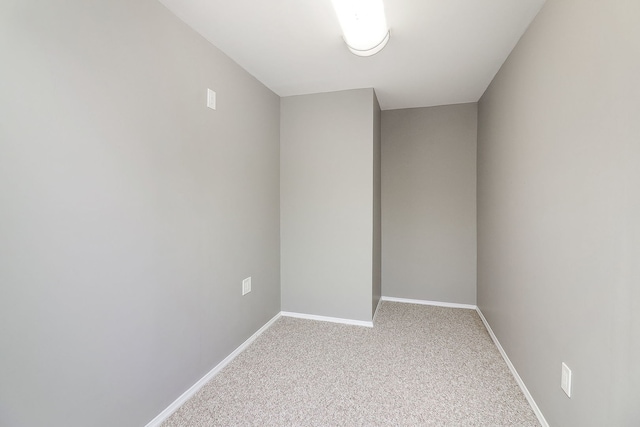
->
[[331, 0, 390, 57]]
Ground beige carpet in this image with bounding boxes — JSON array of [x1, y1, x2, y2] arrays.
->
[[162, 301, 540, 426]]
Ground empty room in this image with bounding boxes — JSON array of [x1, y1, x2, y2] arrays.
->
[[1, 0, 638, 426]]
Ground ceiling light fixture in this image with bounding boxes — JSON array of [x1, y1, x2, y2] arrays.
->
[[331, 0, 390, 57]]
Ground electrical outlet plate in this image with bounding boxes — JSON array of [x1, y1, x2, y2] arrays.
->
[[561, 362, 572, 397], [242, 277, 251, 296]]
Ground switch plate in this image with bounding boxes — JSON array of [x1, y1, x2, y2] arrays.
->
[[207, 89, 216, 110], [242, 277, 251, 296], [561, 362, 572, 397]]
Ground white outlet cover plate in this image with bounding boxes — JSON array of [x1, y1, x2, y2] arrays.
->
[[242, 277, 251, 295], [561, 362, 572, 397]]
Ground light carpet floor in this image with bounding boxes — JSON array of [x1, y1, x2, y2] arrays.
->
[[162, 301, 540, 426]]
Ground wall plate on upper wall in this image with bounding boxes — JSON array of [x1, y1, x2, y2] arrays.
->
[[207, 88, 216, 110]]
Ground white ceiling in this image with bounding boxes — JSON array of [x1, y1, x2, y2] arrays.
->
[[158, 0, 546, 110]]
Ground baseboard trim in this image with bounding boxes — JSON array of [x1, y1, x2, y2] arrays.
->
[[475, 308, 549, 427], [280, 311, 374, 328], [145, 312, 282, 427], [146, 304, 547, 427], [381, 296, 477, 310]]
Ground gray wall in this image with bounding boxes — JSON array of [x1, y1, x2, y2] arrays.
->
[[0, 1, 280, 426], [281, 89, 378, 322], [477, 0, 640, 425], [382, 104, 477, 304], [372, 94, 382, 315]]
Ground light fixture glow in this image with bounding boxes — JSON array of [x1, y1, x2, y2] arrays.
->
[[331, 0, 390, 57]]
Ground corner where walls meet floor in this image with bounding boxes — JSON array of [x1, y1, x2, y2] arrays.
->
[[145, 297, 548, 427]]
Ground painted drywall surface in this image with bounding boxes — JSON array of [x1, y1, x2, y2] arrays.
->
[[381, 104, 478, 305], [372, 93, 382, 316], [281, 89, 375, 322], [0, 1, 280, 426], [477, 0, 640, 425]]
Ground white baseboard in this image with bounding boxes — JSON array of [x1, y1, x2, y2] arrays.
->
[[146, 303, 547, 427], [475, 308, 549, 427], [145, 312, 282, 427], [381, 296, 477, 310], [280, 311, 374, 328]]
